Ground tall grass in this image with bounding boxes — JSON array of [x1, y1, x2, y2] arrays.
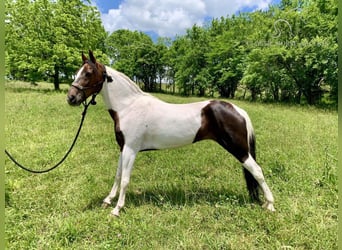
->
[[5, 82, 337, 249]]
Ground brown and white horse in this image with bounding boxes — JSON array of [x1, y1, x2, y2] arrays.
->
[[67, 51, 275, 216]]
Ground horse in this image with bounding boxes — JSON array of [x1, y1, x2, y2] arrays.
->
[[67, 50, 275, 217]]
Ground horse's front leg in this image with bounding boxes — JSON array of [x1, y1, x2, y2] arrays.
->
[[111, 146, 137, 217], [102, 153, 123, 208]]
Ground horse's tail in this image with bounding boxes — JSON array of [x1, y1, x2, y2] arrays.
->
[[242, 112, 260, 203]]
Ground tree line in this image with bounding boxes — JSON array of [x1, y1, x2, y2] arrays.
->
[[5, 0, 337, 106]]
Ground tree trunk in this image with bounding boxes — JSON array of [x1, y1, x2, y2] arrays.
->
[[159, 77, 162, 92], [54, 65, 60, 91]]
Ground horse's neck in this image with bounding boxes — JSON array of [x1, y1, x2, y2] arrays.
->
[[102, 67, 147, 112]]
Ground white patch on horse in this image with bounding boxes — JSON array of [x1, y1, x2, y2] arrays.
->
[[136, 98, 210, 150], [232, 104, 254, 147], [74, 65, 85, 82]]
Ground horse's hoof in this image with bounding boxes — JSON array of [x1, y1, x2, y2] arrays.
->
[[102, 202, 110, 209], [110, 209, 120, 217], [262, 202, 275, 212]]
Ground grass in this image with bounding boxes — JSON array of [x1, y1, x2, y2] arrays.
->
[[5, 81, 338, 249]]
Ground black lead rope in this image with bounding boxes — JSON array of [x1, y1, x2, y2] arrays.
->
[[5, 94, 98, 174]]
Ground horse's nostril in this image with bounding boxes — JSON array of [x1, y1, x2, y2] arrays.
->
[[67, 95, 76, 104]]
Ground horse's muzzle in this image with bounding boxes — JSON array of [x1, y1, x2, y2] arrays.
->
[[67, 94, 79, 106], [67, 86, 85, 106]]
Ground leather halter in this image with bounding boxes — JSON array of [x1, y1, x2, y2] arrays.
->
[[71, 61, 113, 96]]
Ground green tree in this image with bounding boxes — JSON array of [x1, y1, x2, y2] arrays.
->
[[159, 37, 177, 93], [207, 15, 250, 98], [5, 0, 107, 89], [106, 29, 164, 91], [172, 25, 210, 96], [240, 0, 337, 104], [276, 0, 338, 104], [105, 29, 142, 78], [135, 43, 159, 91]]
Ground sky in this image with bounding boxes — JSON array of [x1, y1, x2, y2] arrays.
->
[[91, 0, 281, 39]]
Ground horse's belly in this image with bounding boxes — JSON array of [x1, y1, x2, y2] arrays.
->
[[142, 128, 198, 150], [121, 99, 209, 151], [141, 111, 203, 150], [142, 119, 200, 150]]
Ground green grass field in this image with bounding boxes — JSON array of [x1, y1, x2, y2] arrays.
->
[[5, 82, 337, 249]]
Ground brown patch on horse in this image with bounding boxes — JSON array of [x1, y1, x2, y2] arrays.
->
[[193, 100, 249, 162], [84, 62, 106, 92], [68, 60, 107, 105], [108, 109, 125, 151]]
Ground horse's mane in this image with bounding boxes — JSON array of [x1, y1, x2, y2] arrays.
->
[[106, 66, 150, 96]]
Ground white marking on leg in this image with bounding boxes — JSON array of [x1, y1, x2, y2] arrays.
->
[[103, 154, 122, 206], [243, 154, 275, 211], [111, 146, 137, 216]]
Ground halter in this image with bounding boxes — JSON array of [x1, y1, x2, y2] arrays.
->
[[71, 62, 113, 105]]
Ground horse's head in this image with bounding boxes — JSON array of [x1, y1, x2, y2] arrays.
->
[[67, 50, 108, 106]]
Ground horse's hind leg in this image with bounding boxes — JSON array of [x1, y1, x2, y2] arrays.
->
[[103, 153, 123, 207], [243, 154, 275, 211]]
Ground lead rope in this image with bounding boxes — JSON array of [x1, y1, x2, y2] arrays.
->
[[5, 94, 98, 174]]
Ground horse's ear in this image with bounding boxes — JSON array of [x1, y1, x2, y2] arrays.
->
[[82, 52, 88, 63], [89, 50, 96, 64]]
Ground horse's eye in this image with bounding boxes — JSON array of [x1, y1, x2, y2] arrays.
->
[[85, 72, 91, 77]]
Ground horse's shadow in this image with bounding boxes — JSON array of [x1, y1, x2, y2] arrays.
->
[[84, 186, 252, 211]]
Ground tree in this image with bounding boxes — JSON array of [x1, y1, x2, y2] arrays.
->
[[155, 38, 170, 92], [106, 29, 164, 91], [135, 43, 159, 91], [105, 30, 142, 78], [171, 25, 210, 96], [240, 0, 337, 104], [159, 37, 177, 93], [5, 0, 107, 89], [207, 15, 250, 98], [276, 0, 338, 104]]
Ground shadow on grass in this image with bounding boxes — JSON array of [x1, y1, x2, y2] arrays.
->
[[83, 185, 254, 211], [6, 87, 69, 95], [5, 82, 70, 94]]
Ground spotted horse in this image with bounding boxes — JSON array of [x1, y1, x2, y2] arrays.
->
[[67, 50, 275, 216]]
